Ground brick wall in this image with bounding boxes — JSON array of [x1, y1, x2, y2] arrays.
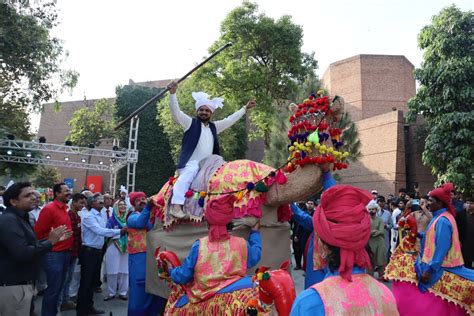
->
[[338, 111, 407, 196], [322, 54, 435, 196]]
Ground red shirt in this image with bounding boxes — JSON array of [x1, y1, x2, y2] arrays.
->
[[35, 199, 73, 252], [68, 210, 82, 257]]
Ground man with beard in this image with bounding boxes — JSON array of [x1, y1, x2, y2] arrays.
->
[[126, 191, 166, 315], [167, 81, 256, 218], [34, 183, 74, 316]]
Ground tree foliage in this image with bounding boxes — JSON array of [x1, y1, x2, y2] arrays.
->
[[0, 1, 78, 111], [116, 85, 175, 195], [68, 98, 118, 147], [192, 1, 317, 144], [32, 166, 61, 188], [407, 5, 474, 194]]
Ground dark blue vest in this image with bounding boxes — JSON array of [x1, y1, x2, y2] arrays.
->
[[177, 118, 220, 169]]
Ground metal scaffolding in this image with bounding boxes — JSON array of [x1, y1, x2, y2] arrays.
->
[[126, 117, 139, 193], [0, 139, 138, 191]]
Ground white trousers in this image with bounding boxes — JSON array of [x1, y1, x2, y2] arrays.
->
[[171, 160, 200, 205], [106, 273, 128, 297], [69, 263, 81, 297]]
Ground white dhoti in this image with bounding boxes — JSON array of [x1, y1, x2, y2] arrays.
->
[[171, 160, 200, 205]]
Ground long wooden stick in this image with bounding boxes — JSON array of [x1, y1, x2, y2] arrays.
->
[[114, 42, 233, 130]]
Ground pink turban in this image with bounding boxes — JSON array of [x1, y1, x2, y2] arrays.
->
[[429, 182, 455, 216], [129, 191, 146, 207], [313, 185, 373, 281], [205, 194, 236, 242]]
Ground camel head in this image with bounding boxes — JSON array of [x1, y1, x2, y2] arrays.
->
[[251, 261, 296, 316], [266, 92, 348, 205]]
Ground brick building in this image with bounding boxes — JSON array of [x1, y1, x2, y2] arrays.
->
[[321, 54, 436, 196]]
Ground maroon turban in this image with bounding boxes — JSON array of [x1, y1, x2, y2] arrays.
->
[[313, 185, 373, 281], [129, 191, 146, 207], [429, 182, 455, 216], [205, 194, 236, 242]]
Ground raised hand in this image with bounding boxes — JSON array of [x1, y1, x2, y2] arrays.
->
[[245, 99, 257, 110], [168, 81, 178, 94]]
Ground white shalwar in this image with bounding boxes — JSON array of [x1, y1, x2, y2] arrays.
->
[[105, 242, 129, 296], [169, 93, 246, 205]]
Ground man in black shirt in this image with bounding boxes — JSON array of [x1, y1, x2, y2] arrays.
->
[[0, 182, 71, 316]]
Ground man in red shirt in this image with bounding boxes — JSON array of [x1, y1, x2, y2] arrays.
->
[[35, 183, 73, 316], [60, 193, 86, 311]]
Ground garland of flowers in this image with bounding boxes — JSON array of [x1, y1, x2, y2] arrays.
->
[[285, 91, 350, 173], [164, 92, 350, 207]]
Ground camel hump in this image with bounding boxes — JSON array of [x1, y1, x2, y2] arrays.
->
[[151, 156, 275, 227]]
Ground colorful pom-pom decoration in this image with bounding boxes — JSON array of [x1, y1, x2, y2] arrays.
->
[[185, 190, 194, 198], [235, 191, 244, 201], [246, 182, 255, 191], [199, 191, 207, 198], [198, 197, 205, 207], [255, 182, 268, 193]]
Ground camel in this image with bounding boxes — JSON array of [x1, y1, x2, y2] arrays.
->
[[145, 93, 346, 301]]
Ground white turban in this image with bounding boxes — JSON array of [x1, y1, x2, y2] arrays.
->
[[366, 200, 380, 212], [192, 91, 224, 113], [120, 185, 128, 194]]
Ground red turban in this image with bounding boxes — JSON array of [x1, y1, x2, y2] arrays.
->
[[429, 182, 455, 215], [313, 185, 373, 281], [205, 194, 236, 242], [129, 191, 146, 207]]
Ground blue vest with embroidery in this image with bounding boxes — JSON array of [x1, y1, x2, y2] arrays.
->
[[177, 118, 220, 169]]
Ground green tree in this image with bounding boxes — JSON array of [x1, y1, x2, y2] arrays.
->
[[407, 5, 474, 194], [116, 85, 175, 195], [68, 98, 117, 147], [0, 1, 78, 112], [68, 98, 118, 185], [32, 166, 61, 188], [193, 1, 317, 145]]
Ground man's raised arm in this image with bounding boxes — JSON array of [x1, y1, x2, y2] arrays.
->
[[168, 82, 192, 131], [214, 99, 256, 134]]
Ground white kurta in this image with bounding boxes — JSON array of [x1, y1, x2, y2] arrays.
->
[[105, 242, 128, 275], [169, 93, 247, 205]]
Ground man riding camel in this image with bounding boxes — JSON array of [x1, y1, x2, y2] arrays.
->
[[167, 81, 256, 219]]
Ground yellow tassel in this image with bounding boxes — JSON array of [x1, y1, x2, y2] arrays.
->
[[236, 191, 244, 201]]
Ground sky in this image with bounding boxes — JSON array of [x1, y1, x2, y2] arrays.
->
[[31, 0, 473, 130]]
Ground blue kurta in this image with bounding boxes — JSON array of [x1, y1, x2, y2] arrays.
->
[[291, 171, 336, 288], [290, 267, 366, 316], [127, 206, 166, 316], [415, 208, 474, 292]]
